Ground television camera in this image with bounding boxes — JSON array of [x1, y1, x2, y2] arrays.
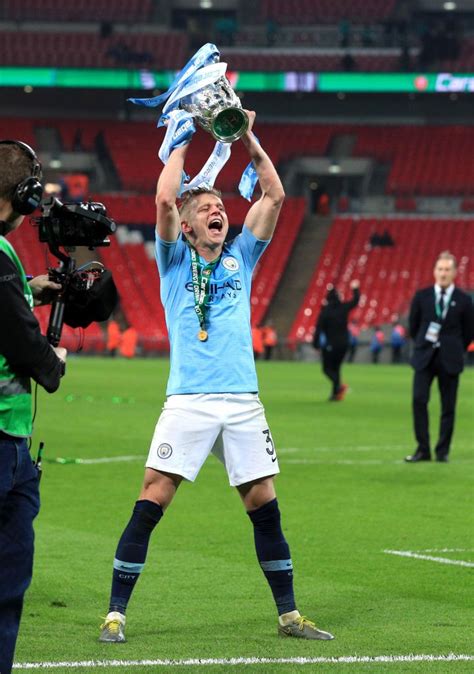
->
[[33, 196, 118, 346]]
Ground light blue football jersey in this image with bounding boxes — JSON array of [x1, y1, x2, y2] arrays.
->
[[155, 226, 270, 395]]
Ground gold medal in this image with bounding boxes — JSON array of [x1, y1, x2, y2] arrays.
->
[[198, 329, 208, 342]]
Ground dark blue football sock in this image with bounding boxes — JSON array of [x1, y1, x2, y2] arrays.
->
[[247, 498, 297, 616], [109, 499, 163, 614]]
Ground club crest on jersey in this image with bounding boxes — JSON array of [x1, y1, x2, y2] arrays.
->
[[157, 443, 173, 459], [222, 256, 239, 271]]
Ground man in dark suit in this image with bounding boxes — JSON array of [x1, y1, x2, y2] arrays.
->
[[405, 251, 474, 463]]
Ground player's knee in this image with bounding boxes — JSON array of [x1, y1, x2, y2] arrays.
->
[[140, 469, 182, 510], [240, 477, 276, 511]]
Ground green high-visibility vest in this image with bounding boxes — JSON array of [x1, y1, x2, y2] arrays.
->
[[0, 236, 34, 437]]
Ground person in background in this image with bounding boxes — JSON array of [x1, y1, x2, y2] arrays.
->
[[265, 16, 279, 47], [467, 340, 474, 366], [390, 316, 406, 364], [60, 173, 89, 203], [262, 320, 278, 361], [316, 191, 330, 216], [347, 319, 360, 362], [252, 323, 264, 360], [106, 318, 121, 357], [339, 18, 351, 47], [405, 251, 474, 463], [370, 326, 385, 363], [119, 325, 138, 359], [313, 280, 360, 401], [214, 16, 237, 46]]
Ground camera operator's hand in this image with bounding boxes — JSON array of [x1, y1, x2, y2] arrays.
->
[[350, 279, 360, 289], [53, 346, 67, 376], [28, 275, 62, 306], [53, 347, 67, 362]]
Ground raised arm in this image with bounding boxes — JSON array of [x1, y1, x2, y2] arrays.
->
[[241, 111, 285, 241], [155, 144, 190, 242], [344, 279, 360, 310]]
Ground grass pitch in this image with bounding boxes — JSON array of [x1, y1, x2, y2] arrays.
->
[[14, 358, 474, 673]]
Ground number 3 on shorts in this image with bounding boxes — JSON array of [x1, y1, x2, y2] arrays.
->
[[262, 429, 277, 462]]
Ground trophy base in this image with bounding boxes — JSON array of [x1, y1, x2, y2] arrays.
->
[[211, 107, 249, 143]]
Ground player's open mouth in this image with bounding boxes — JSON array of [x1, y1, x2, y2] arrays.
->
[[208, 219, 223, 232]]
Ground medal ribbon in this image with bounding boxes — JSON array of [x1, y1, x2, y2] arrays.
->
[[190, 246, 220, 334]]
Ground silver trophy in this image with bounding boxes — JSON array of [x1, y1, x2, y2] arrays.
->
[[180, 74, 249, 144]]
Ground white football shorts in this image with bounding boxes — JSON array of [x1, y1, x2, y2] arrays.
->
[[145, 393, 279, 487]]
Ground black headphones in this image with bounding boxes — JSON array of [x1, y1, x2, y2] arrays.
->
[[0, 139, 44, 215]]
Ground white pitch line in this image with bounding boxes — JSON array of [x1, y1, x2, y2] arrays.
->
[[75, 449, 397, 464], [47, 455, 393, 467], [79, 455, 142, 465], [12, 653, 474, 669], [279, 446, 407, 454], [285, 459, 394, 465], [419, 548, 474, 553], [51, 445, 473, 465], [384, 549, 474, 568]]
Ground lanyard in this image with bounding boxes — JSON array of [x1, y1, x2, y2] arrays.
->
[[189, 246, 220, 340]]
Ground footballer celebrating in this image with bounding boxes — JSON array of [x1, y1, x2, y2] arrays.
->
[[99, 110, 334, 643]]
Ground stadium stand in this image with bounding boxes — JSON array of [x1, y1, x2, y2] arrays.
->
[[72, 120, 334, 194], [1, 109, 472, 351], [354, 126, 474, 197], [461, 198, 474, 213], [1, 0, 471, 77], [2, 31, 473, 73], [0, 119, 36, 148], [0, 31, 187, 70], [99, 121, 474, 197], [260, 0, 397, 24], [221, 51, 400, 73], [289, 216, 474, 345], [98, 236, 168, 351], [1, 0, 154, 22]]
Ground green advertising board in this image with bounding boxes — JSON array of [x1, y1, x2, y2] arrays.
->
[[1, 67, 473, 93]]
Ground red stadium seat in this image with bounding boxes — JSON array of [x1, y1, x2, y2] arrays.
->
[[0, 31, 187, 70], [260, 0, 396, 24], [2, 116, 472, 198], [288, 216, 474, 345], [2, 0, 154, 22]]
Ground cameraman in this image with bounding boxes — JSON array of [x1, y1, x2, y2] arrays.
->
[[0, 140, 66, 674]]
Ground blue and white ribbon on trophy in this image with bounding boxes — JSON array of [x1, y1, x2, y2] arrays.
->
[[128, 43, 258, 200]]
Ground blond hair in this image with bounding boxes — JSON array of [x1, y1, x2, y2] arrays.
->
[[178, 187, 222, 220], [436, 250, 457, 269]]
